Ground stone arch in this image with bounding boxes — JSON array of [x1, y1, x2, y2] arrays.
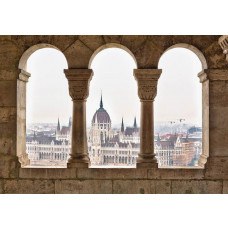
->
[[159, 43, 208, 70], [17, 44, 69, 167], [19, 43, 69, 71], [88, 43, 138, 69], [157, 44, 209, 167]]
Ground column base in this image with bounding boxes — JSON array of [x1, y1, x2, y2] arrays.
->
[[18, 153, 30, 167], [67, 153, 90, 168], [136, 154, 158, 168], [198, 154, 208, 168]]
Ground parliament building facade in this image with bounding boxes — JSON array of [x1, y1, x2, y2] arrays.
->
[[88, 96, 140, 167]]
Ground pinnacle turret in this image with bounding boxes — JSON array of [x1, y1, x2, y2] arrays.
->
[[57, 118, 60, 131], [134, 117, 137, 128], [68, 117, 72, 127], [121, 117, 124, 133]]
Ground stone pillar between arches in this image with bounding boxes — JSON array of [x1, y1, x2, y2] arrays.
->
[[64, 69, 93, 168], [134, 69, 162, 168]]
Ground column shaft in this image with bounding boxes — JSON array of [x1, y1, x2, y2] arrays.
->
[[69, 100, 89, 164], [140, 101, 154, 156]]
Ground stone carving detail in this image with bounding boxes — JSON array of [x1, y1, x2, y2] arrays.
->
[[69, 80, 91, 100], [18, 70, 31, 83], [218, 35, 228, 62], [137, 80, 158, 101], [18, 153, 30, 167], [219, 35, 228, 54], [64, 69, 93, 101], [198, 71, 208, 83], [134, 69, 162, 101]]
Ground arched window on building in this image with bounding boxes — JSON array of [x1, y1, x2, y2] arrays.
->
[[87, 46, 140, 168], [155, 46, 208, 168], [18, 46, 71, 168]]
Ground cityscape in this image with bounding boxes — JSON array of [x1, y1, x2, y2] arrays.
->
[[26, 95, 202, 168]]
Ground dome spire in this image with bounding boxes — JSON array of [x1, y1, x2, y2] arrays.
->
[[100, 91, 103, 108]]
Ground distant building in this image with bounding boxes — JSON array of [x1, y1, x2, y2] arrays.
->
[[155, 129, 202, 167], [26, 118, 72, 166], [88, 95, 140, 166]]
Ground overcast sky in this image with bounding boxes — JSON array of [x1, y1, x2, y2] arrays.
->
[[26, 47, 202, 128]]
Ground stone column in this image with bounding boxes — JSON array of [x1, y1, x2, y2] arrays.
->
[[17, 69, 31, 167], [64, 69, 93, 168], [134, 69, 162, 168], [218, 35, 228, 61]]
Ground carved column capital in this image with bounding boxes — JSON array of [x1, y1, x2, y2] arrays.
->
[[219, 35, 228, 60], [64, 69, 93, 101], [134, 69, 162, 101]]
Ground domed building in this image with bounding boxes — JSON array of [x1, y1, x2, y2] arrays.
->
[[90, 95, 112, 144], [88, 95, 114, 165], [88, 94, 140, 167]]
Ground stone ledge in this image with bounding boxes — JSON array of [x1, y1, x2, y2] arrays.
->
[[148, 168, 205, 180], [113, 180, 171, 194], [77, 168, 148, 180], [3, 180, 55, 194], [19, 168, 77, 179], [16, 167, 207, 180], [55, 180, 112, 194], [171, 180, 222, 194]]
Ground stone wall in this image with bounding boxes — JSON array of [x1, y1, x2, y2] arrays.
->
[[0, 35, 228, 194], [0, 167, 227, 194]]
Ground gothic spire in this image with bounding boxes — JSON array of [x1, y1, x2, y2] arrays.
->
[[121, 117, 124, 133], [157, 133, 161, 142], [68, 117, 72, 127], [157, 133, 161, 146], [100, 92, 103, 108], [57, 118, 60, 131], [134, 117, 137, 128]]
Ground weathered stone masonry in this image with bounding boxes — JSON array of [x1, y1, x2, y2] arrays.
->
[[0, 35, 228, 193]]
